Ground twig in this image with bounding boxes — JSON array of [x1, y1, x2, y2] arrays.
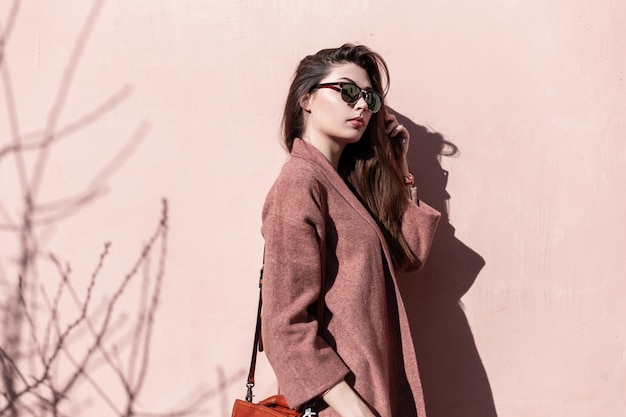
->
[[29, 0, 107, 199], [0, 1, 20, 66], [39, 256, 71, 358], [56, 202, 167, 413], [0, 86, 132, 164], [132, 200, 168, 395]]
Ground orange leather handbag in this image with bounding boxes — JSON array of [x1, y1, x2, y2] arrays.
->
[[232, 394, 302, 417]]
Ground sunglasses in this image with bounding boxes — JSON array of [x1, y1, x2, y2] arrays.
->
[[310, 82, 383, 113]]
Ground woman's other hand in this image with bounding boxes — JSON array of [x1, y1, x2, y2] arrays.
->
[[385, 112, 410, 158], [322, 381, 377, 417]]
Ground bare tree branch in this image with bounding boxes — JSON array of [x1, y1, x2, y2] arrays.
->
[[1, 16, 29, 197], [1, 1, 212, 414], [0, 1, 20, 66], [29, 0, 107, 198], [0, 86, 133, 164]]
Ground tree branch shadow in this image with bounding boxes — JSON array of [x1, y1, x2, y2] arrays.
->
[[0, 1, 213, 416]]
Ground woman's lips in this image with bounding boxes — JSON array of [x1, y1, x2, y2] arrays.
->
[[349, 117, 364, 128]]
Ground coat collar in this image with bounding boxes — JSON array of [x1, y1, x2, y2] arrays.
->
[[290, 138, 397, 272]]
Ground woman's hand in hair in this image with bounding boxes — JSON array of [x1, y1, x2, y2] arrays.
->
[[385, 112, 412, 183], [385, 112, 410, 158]]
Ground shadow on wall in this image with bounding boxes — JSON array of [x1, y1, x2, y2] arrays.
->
[[392, 110, 498, 417]]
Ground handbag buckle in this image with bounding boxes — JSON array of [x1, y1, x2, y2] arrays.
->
[[245, 383, 254, 402], [302, 408, 317, 417]]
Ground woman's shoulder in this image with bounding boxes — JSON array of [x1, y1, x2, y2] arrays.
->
[[263, 158, 326, 218], [273, 154, 323, 191], [267, 168, 320, 207]]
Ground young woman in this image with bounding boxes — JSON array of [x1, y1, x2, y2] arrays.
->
[[261, 44, 441, 417]]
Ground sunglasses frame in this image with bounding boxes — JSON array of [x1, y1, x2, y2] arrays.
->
[[310, 82, 383, 113]]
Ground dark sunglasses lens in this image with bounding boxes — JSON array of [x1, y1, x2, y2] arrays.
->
[[340, 83, 382, 113], [366, 92, 382, 113], [340, 83, 361, 103]]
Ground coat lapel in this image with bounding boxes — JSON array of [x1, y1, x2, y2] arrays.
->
[[291, 139, 397, 274]]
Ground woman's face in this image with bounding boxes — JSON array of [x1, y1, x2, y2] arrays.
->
[[302, 62, 374, 148]]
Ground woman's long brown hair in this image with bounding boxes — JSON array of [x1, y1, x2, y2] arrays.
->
[[282, 44, 415, 269]]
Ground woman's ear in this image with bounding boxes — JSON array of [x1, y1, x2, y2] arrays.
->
[[300, 93, 312, 113]]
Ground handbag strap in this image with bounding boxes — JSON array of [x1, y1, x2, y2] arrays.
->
[[246, 187, 328, 402], [245, 253, 265, 401]]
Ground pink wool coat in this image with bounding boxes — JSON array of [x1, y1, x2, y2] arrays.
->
[[261, 139, 440, 417]]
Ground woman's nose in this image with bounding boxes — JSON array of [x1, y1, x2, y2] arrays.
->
[[353, 93, 369, 111]]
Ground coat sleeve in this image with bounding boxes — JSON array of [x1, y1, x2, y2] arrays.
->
[[261, 169, 349, 409], [401, 189, 441, 271]]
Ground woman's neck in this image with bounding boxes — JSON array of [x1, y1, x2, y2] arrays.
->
[[302, 134, 345, 170]]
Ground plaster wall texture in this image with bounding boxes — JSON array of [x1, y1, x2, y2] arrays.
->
[[1, 0, 624, 416]]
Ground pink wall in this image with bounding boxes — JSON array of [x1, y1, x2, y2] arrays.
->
[[2, 0, 624, 416]]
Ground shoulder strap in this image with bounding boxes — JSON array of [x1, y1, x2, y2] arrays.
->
[[244, 257, 265, 401], [245, 185, 328, 402]]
